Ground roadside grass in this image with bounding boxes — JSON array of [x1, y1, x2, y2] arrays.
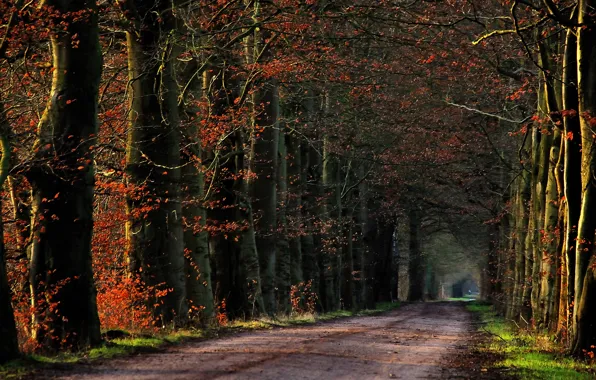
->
[[466, 301, 594, 379], [0, 301, 400, 378], [446, 296, 477, 302]]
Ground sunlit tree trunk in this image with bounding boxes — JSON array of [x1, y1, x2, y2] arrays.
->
[[561, 19, 581, 342], [571, 0, 596, 354], [539, 37, 564, 329], [530, 81, 552, 324], [360, 179, 375, 309], [28, 0, 102, 348], [504, 184, 517, 319], [512, 169, 530, 321]]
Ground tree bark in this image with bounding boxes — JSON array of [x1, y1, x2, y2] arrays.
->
[[321, 134, 341, 311], [0, 110, 18, 362], [562, 20, 581, 342], [407, 207, 424, 302], [276, 126, 291, 313], [287, 133, 303, 286], [571, 0, 596, 354], [124, 0, 187, 325], [28, 0, 102, 348]]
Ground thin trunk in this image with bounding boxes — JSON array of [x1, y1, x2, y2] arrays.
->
[[301, 142, 320, 298], [276, 126, 290, 313], [530, 75, 552, 324], [287, 133, 303, 286], [321, 134, 341, 311], [360, 181, 375, 309], [341, 207, 355, 310], [539, 42, 564, 328], [562, 19, 581, 343]]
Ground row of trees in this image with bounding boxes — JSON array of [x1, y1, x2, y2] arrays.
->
[[484, 0, 596, 356]]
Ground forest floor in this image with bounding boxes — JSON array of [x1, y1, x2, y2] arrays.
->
[[20, 301, 507, 379]]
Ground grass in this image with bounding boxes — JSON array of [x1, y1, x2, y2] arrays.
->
[[0, 301, 400, 378], [466, 301, 595, 379], [446, 296, 477, 302]]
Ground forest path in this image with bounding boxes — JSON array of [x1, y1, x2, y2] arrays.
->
[[46, 302, 476, 379]]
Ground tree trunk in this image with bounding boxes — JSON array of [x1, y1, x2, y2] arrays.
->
[[407, 208, 424, 302], [539, 40, 564, 328], [513, 169, 530, 321], [276, 126, 291, 313], [287, 133, 303, 286], [562, 20, 581, 342], [125, 0, 187, 325], [180, 87, 213, 324], [0, 114, 18, 361], [341, 207, 355, 310], [301, 142, 320, 299], [321, 134, 341, 311], [530, 78, 552, 324], [571, 0, 596, 354], [28, 0, 102, 348]]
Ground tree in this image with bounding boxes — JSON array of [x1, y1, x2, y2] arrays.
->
[[123, 0, 187, 325], [27, 0, 102, 349]]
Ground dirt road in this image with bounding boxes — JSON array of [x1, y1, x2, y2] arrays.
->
[[44, 302, 477, 379]]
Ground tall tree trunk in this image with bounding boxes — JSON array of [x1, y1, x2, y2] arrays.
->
[[360, 179, 375, 309], [238, 128, 266, 316], [301, 142, 320, 299], [341, 207, 355, 310], [375, 221, 395, 302], [287, 133, 303, 286], [539, 39, 564, 328], [125, 0, 187, 325], [28, 0, 102, 348], [562, 20, 581, 342], [530, 78, 552, 324], [250, 79, 279, 314], [407, 207, 424, 302], [513, 169, 530, 321], [179, 72, 213, 323], [276, 126, 291, 313], [0, 112, 18, 362], [321, 134, 341, 311], [247, 1, 279, 313], [571, 0, 596, 354]]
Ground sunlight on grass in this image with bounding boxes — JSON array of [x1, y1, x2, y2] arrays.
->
[[467, 301, 594, 379], [1, 301, 400, 378]]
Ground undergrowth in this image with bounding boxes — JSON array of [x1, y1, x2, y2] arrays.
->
[[0, 301, 400, 379], [466, 301, 594, 379]]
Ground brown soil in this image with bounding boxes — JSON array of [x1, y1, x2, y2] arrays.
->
[[28, 301, 512, 379]]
